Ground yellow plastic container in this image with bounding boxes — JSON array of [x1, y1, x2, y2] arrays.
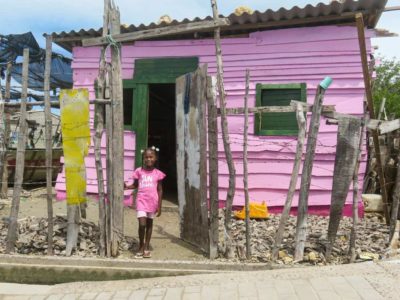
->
[[234, 201, 269, 219]]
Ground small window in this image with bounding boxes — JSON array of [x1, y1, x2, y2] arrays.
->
[[254, 83, 306, 136], [123, 88, 134, 130]]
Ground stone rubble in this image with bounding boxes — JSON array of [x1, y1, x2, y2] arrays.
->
[[0, 215, 137, 256], [0, 210, 391, 265], [218, 210, 390, 265]]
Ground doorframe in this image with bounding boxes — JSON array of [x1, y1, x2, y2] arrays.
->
[[123, 57, 199, 169]]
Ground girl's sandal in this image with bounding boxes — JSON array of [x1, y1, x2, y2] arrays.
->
[[134, 252, 143, 259], [143, 251, 151, 258]]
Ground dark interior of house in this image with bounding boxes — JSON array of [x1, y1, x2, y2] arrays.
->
[[148, 83, 177, 203]]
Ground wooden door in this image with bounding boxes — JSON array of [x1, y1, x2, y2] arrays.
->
[[175, 65, 209, 253]]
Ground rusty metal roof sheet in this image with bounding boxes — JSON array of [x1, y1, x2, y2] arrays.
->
[[50, 0, 388, 52]]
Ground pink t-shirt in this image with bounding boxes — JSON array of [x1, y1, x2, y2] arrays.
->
[[132, 167, 166, 213]]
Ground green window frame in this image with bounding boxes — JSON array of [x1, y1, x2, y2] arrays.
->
[[254, 83, 307, 136]]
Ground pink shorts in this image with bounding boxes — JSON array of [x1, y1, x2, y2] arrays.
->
[[137, 211, 155, 219]]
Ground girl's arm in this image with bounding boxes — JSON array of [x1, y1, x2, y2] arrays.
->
[[124, 180, 138, 190], [156, 181, 163, 217]]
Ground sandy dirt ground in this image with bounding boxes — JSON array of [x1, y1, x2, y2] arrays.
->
[[0, 188, 206, 261]]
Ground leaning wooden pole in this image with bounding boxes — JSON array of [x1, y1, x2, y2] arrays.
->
[[0, 73, 6, 202], [355, 13, 390, 224], [43, 35, 54, 255], [294, 78, 331, 261], [272, 103, 306, 260], [210, 0, 236, 259], [0, 62, 12, 199], [109, 2, 125, 256], [6, 48, 30, 253], [243, 70, 251, 259], [207, 76, 219, 259], [349, 106, 366, 263]]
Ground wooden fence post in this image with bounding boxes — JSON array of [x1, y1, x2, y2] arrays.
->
[[94, 0, 110, 257], [6, 48, 30, 253], [109, 2, 124, 257], [0, 71, 6, 202], [294, 78, 331, 261], [207, 76, 219, 259], [349, 105, 367, 262], [0, 62, 12, 199], [210, 0, 236, 259], [105, 70, 113, 257], [44, 35, 54, 255], [272, 103, 306, 260], [243, 70, 251, 259]]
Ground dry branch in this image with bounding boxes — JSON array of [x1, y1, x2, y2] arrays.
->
[[6, 49, 30, 253], [211, 0, 236, 259], [44, 35, 54, 255], [273, 103, 306, 260]]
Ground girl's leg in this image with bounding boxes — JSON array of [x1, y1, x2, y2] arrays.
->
[[138, 217, 147, 253], [144, 218, 153, 252]]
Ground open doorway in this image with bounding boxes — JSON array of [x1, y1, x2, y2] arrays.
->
[[148, 84, 177, 203]]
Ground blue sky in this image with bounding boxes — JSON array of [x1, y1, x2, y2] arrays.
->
[[0, 0, 399, 59]]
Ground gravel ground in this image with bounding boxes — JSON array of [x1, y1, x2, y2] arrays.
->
[[0, 188, 393, 267]]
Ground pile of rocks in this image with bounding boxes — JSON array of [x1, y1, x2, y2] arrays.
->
[[219, 211, 389, 265], [0, 215, 136, 256]]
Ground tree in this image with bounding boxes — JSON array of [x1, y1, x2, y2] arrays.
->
[[373, 58, 400, 119]]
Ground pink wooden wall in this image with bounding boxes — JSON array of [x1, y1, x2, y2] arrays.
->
[[55, 25, 374, 215]]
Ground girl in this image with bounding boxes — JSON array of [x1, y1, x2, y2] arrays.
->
[[124, 146, 166, 258]]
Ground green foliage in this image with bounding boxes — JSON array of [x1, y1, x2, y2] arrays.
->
[[373, 58, 400, 118]]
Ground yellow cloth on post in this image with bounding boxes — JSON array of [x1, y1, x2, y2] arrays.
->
[[234, 201, 269, 219], [60, 89, 90, 205]]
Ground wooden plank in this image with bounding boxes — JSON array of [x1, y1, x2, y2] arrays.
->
[[198, 65, 209, 254], [356, 13, 390, 224], [294, 84, 327, 261], [6, 48, 30, 253], [243, 69, 251, 259], [272, 102, 306, 261], [175, 75, 186, 236], [326, 117, 361, 260], [379, 119, 400, 135], [222, 104, 335, 115], [82, 18, 230, 47], [44, 35, 54, 255], [3, 99, 110, 107], [207, 75, 219, 259], [367, 119, 400, 134], [183, 66, 209, 252], [211, 0, 236, 259], [109, 4, 124, 257]]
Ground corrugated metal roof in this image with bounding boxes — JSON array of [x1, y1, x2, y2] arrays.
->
[[50, 0, 388, 52]]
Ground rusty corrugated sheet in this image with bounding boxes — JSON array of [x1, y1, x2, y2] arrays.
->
[[50, 0, 388, 52]]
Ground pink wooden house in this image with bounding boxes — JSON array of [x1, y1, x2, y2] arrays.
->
[[50, 0, 388, 216]]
